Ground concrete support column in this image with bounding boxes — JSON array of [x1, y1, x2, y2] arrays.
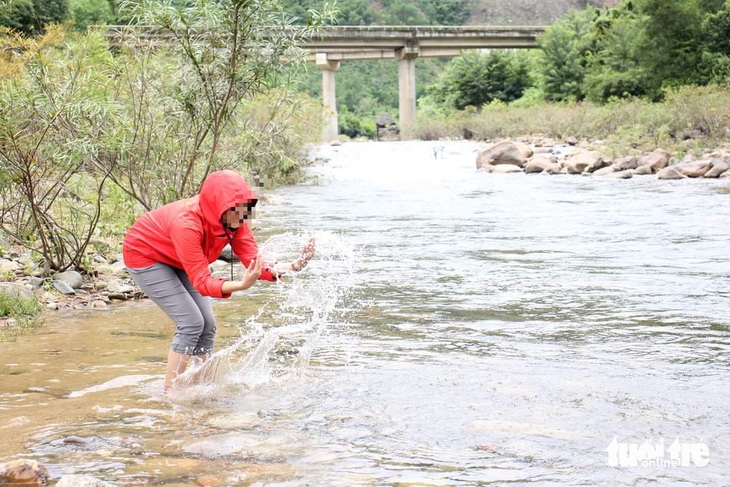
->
[[397, 45, 419, 138], [316, 53, 341, 142]]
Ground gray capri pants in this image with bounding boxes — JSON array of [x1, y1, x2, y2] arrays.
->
[[127, 263, 216, 355]]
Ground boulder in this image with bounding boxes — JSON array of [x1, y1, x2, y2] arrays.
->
[[565, 136, 578, 146], [585, 157, 612, 173], [633, 165, 654, 176], [676, 159, 713, 178], [720, 169, 730, 178], [476, 141, 532, 169], [638, 149, 670, 173], [375, 112, 399, 142], [0, 459, 49, 486], [592, 166, 616, 176], [612, 156, 638, 171], [565, 151, 601, 174], [703, 160, 729, 178], [524, 156, 560, 174], [56, 475, 114, 487], [657, 167, 687, 180], [490, 164, 523, 174], [55, 270, 83, 290], [603, 170, 633, 179]]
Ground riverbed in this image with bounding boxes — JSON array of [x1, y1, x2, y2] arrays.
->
[[1, 140, 729, 485]]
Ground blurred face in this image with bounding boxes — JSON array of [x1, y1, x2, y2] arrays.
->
[[222, 201, 255, 229]]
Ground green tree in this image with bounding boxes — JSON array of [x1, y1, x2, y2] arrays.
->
[[0, 0, 36, 34], [421, 0, 470, 25], [69, 0, 113, 29], [101, 0, 334, 208], [537, 8, 596, 101], [381, 0, 429, 25], [583, 5, 655, 101], [634, 0, 706, 87], [429, 50, 532, 110], [0, 0, 68, 34]]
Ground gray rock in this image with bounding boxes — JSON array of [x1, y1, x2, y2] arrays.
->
[[565, 136, 578, 146], [612, 156, 638, 171], [55, 270, 83, 289], [52, 280, 76, 295], [93, 254, 108, 264], [56, 475, 115, 487], [638, 149, 671, 173], [476, 141, 532, 169], [603, 169, 633, 179], [703, 161, 729, 178], [720, 170, 730, 178], [565, 151, 601, 174], [46, 302, 59, 310], [490, 164, 523, 174], [29, 276, 44, 288], [0, 283, 34, 300], [525, 155, 560, 174], [106, 279, 134, 294], [592, 166, 616, 176], [633, 164, 654, 176], [0, 258, 19, 274], [657, 167, 687, 180], [677, 159, 713, 178], [375, 112, 396, 127]]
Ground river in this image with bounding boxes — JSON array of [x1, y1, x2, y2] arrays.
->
[[1, 140, 729, 486]]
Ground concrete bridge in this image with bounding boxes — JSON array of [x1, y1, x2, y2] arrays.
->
[[105, 25, 546, 140], [307, 26, 545, 140]]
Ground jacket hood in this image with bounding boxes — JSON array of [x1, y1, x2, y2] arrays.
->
[[199, 170, 257, 233]]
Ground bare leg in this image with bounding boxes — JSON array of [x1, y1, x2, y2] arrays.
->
[[165, 349, 193, 391]]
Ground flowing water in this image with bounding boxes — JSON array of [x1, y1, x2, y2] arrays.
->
[[1, 140, 730, 486]]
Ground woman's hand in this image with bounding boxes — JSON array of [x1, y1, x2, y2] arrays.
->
[[291, 237, 316, 271], [240, 256, 262, 290]]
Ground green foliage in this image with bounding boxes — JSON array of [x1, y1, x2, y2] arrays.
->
[[633, 0, 706, 88], [0, 0, 36, 34], [421, 0, 470, 25], [0, 289, 43, 341], [0, 27, 116, 272], [69, 0, 113, 29], [0, 0, 68, 34], [537, 8, 596, 101], [338, 105, 376, 138], [429, 50, 532, 111], [583, 6, 654, 101], [97, 0, 334, 209]]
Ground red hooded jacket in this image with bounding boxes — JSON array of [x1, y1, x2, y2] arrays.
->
[[122, 170, 276, 299]]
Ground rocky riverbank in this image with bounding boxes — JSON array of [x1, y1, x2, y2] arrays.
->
[[476, 138, 730, 179]]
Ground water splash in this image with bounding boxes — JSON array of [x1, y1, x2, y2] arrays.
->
[[170, 231, 356, 402]]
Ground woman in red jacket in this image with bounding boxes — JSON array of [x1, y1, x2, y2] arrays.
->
[[123, 170, 314, 391]]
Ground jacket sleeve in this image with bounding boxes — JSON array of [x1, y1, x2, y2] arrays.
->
[[230, 226, 277, 282], [170, 219, 230, 298]]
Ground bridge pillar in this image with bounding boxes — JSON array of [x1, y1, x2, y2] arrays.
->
[[316, 53, 341, 142], [397, 45, 419, 138]]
